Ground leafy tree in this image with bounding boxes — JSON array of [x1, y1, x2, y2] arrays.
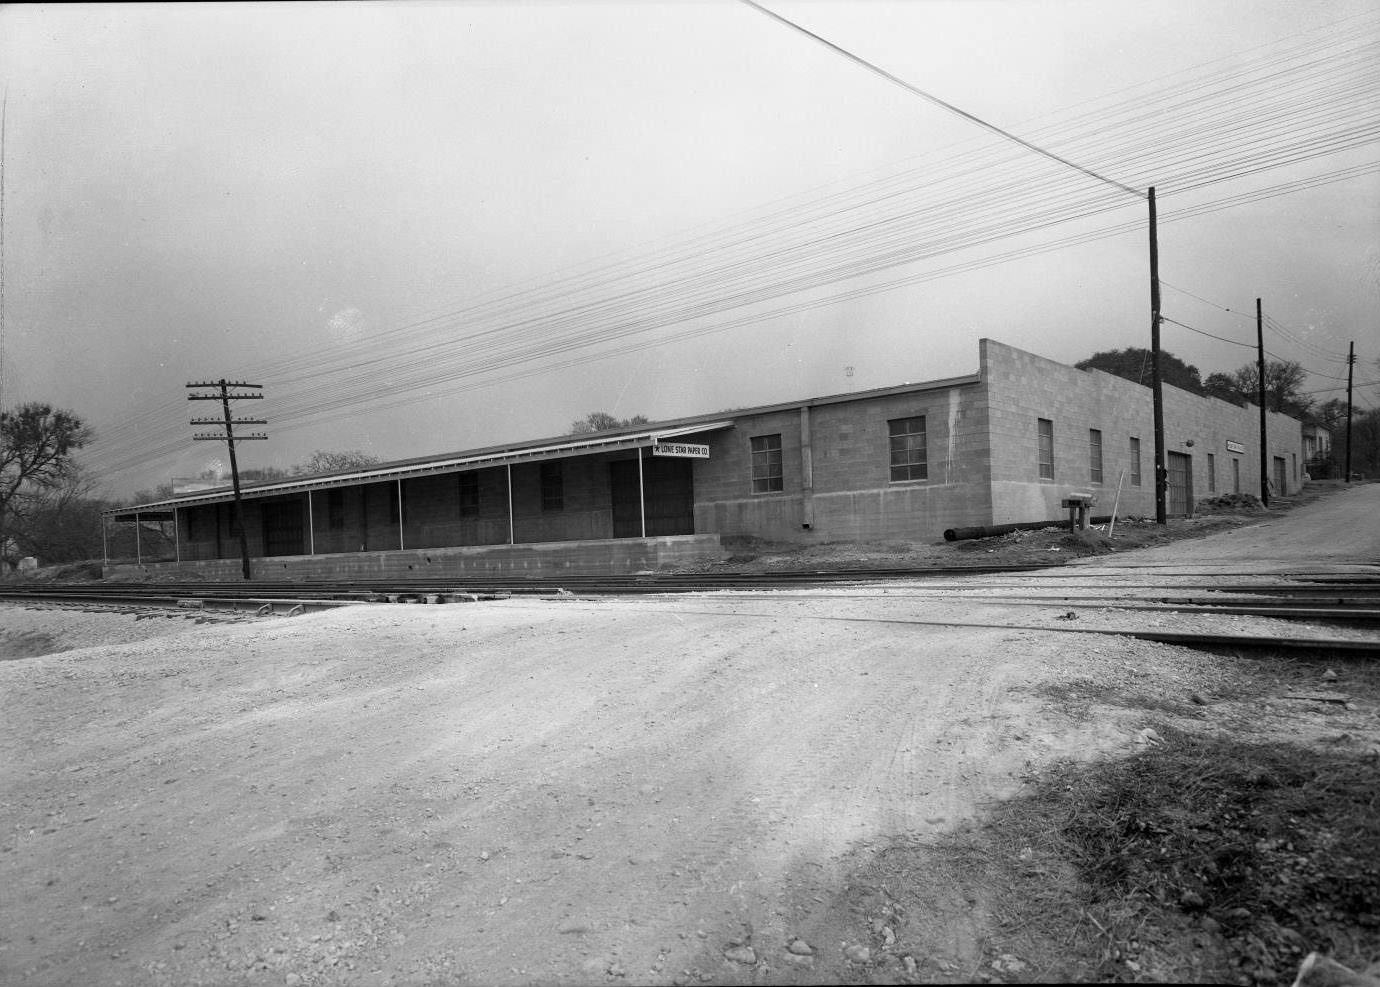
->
[[0, 403, 94, 569], [1202, 360, 1312, 418], [292, 449, 381, 476], [1075, 348, 1205, 395], [1354, 407, 1380, 478], [570, 412, 650, 435], [1309, 398, 1349, 430], [1202, 371, 1247, 407]]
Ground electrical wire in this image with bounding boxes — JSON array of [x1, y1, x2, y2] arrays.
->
[[80, 10, 1380, 488]]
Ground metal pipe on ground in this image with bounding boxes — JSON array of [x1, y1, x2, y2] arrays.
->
[[944, 517, 1115, 542]]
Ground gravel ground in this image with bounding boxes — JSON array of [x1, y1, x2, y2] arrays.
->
[[1, 482, 1377, 986]]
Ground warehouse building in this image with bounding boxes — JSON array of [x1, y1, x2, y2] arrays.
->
[[103, 339, 1306, 578]]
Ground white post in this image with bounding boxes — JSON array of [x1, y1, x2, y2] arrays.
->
[[397, 480, 405, 550], [638, 446, 647, 538], [507, 464, 514, 544], [135, 511, 142, 566], [307, 491, 316, 555], [101, 515, 109, 568], [174, 507, 181, 563]]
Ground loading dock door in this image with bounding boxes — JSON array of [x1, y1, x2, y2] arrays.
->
[[610, 456, 695, 538], [1167, 451, 1194, 516], [261, 498, 306, 557]]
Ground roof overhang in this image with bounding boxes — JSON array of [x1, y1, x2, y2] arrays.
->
[[104, 420, 735, 517], [105, 509, 177, 524]]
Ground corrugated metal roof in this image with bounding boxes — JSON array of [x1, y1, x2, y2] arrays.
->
[[103, 420, 736, 516]]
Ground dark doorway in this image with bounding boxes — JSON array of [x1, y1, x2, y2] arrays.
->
[[610, 455, 695, 538], [261, 498, 306, 557], [1167, 451, 1194, 516]]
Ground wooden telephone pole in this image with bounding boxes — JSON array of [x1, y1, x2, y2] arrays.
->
[[1257, 299, 1269, 507], [1345, 341, 1356, 482], [188, 380, 266, 580], [1148, 187, 1167, 524]]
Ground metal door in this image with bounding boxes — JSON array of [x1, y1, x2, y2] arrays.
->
[[610, 456, 695, 538], [1167, 452, 1193, 516], [261, 497, 306, 557], [1273, 457, 1287, 498]]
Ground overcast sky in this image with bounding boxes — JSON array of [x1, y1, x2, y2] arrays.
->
[[2, 0, 1377, 498]]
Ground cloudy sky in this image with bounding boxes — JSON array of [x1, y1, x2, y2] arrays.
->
[[2, 0, 1377, 498]]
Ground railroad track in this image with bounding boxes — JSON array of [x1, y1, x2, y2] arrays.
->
[[4, 565, 1379, 653]]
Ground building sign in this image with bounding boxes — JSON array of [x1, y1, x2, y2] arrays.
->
[[652, 442, 710, 459], [1225, 440, 1245, 454]]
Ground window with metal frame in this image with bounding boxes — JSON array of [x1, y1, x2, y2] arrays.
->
[[888, 416, 927, 481], [1207, 453, 1217, 493], [541, 461, 564, 511], [1037, 418, 1054, 480], [1129, 436, 1142, 486], [1089, 428, 1103, 483], [750, 434, 783, 493]]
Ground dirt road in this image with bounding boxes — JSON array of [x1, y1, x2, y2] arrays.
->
[[1070, 482, 1380, 569], [2, 485, 1377, 986]]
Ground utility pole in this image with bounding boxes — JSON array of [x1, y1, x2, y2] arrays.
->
[[1257, 299, 1269, 507], [188, 380, 266, 580], [1345, 340, 1355, 482], [1148, 186, 1166, 524]]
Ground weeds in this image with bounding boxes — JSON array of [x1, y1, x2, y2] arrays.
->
[[971, 727, 1380, 984]]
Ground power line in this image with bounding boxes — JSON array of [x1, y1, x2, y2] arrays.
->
[[737, 0, 1145, 198], [1159, 316, 1255, 348], [81, 12, 1380, 485], [84, 158, 1380, 482]]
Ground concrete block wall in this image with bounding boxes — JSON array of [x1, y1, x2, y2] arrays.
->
[[980, 339, 1305, 521], [691, 384, 994, 543], [115, 534, 724, 581]]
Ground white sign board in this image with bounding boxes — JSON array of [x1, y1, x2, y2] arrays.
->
[[1225, 440, 1245, 454], [651, 442, 709, 459]]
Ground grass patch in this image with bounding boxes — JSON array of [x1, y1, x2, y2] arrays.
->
[[0, 629, 60, 660], [960, 726, 1380, 984], [1036, 679, 1202, 721]]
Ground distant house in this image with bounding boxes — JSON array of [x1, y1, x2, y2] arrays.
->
[[1302, 422, 1332, 478]]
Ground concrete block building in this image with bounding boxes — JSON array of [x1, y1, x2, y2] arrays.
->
[[104, 339, 1306, 578]]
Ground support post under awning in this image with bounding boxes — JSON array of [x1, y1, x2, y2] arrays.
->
[[638, 446, 646, 538], [506, 465, 514, 545]]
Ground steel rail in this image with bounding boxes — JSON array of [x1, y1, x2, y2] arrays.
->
[[653, 592, 1380, 624], [7, 575, 1380, 597], [594, 604, 1380, 655]]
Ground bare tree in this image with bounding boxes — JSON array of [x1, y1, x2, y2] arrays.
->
[[0, 403, 93, 568]]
